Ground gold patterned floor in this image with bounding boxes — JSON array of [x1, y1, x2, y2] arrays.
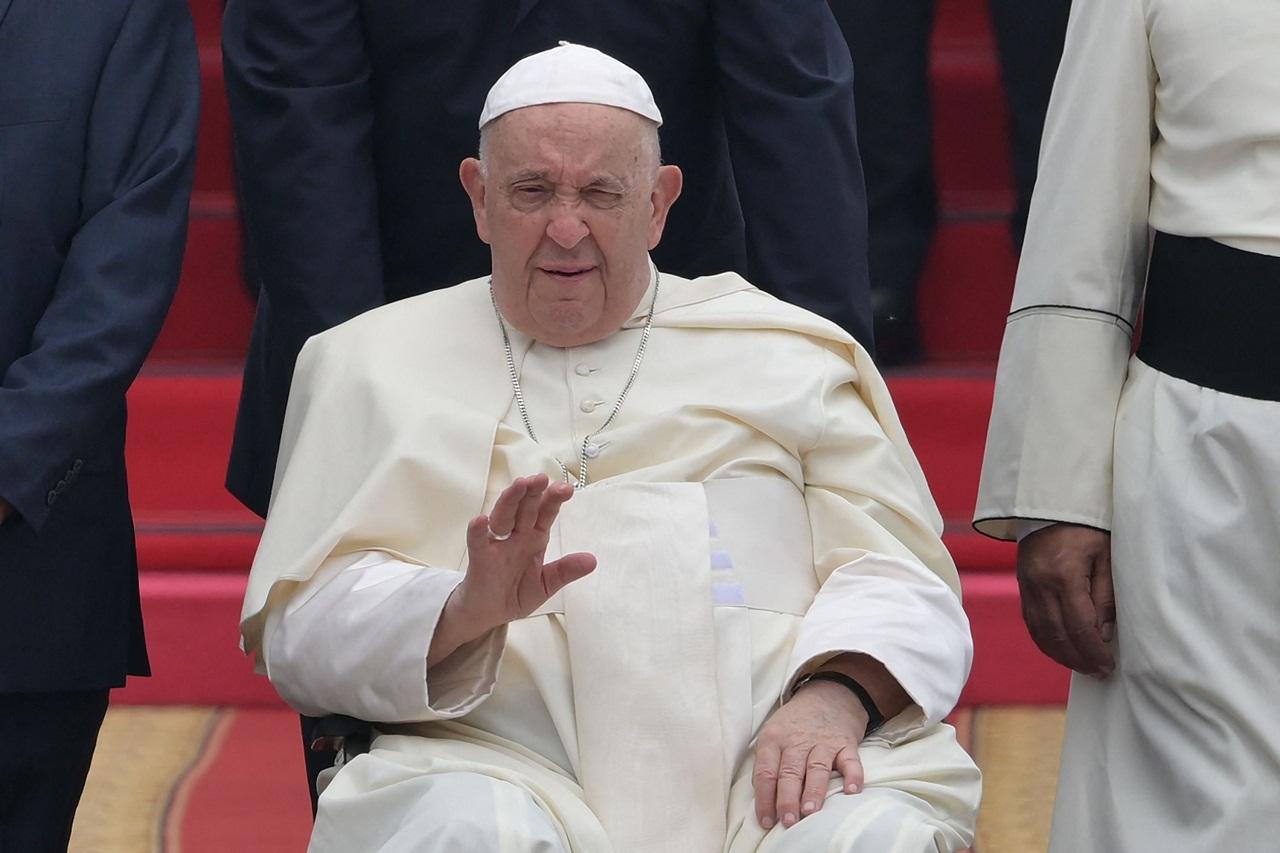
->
[[69, 705, 1065, 852]]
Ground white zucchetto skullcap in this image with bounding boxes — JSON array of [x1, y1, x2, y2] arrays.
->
[[478, 41, 663, 129]]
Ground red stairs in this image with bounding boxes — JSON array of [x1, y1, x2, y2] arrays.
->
[[115, 0, 1066, 710]]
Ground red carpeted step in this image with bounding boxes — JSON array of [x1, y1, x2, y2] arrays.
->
[[150, 197, 255, 363], [195, 48, 235, 196], [126, 369, 261, 575], [960, 573, 1069, 704], [916, 218, 1017, 362], [931, 47, 1014, 215], [887, 372, 994, 524], [115, 572, 281, 705]]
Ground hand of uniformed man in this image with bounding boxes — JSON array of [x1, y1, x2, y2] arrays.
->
[[752, 679, 870, 831], [1017, 522, 1115, 677], [428, 474, 596, 666], [0, 497, 12, 523]]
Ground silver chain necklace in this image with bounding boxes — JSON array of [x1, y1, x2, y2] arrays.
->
[[490, 267, 659, 489]]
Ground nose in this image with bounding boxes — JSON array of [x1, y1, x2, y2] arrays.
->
[[545, 203, 590, 249]]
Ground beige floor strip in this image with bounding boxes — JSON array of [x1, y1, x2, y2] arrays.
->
[[971, 706, 1066, 853], [69, 706, 222, 853]]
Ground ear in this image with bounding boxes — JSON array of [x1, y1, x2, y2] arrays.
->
[[646, 165, 683, 250], [459, 157, 492, 245]]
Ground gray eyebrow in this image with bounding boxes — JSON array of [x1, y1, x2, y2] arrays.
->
[[503, 171, 630, 192]]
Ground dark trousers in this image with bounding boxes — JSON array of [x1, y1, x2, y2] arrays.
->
[[0, 689, 109, 853], [831, 0, 1071, 353]]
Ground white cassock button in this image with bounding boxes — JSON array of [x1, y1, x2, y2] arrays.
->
[[575, 364, 594, 376], [583, 442, 602, 459], [580, 399, 604, 413]]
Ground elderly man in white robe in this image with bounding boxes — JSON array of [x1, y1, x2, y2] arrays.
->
[[241, 44, 980, 853]]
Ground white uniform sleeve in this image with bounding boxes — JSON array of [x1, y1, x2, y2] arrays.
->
[[262, 551, 506, 722], [792, 347, 972, 740], [975, 0, 1156, 540]]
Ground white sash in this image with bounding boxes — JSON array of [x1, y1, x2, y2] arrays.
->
[[555, 481, 728, 853]]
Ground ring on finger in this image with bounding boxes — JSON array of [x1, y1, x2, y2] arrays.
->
[[487, 525, 512, 541]]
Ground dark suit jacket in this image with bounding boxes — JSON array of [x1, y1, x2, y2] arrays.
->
[[223, 0, 873, 517], [0, 0, 199, 693]]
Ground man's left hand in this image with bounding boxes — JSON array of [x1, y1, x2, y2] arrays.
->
[[0, 497, 11, 524], [752, 680, 868, 830]]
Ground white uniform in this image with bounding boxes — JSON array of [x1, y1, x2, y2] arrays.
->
[[976, 0, 1280, 849], [243, 272, 980, 852]]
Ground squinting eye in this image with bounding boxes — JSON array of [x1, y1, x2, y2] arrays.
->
[[585, 190, 622, 205], [513, 186, 550, 201]]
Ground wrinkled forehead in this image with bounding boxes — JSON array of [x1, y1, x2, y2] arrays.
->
[[483, 103, 657, 179]]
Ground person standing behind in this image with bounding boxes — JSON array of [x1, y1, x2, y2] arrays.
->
[[831, 0, 1071, 364], [976, 0, 1280, 849], [0, 1, 199, 849]]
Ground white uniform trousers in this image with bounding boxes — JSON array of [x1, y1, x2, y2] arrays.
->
[[1049, 359, 1280, 852]]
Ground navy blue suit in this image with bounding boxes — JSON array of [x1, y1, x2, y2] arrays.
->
[[0, 0, 197, 846], [222, 0, 874, 520]]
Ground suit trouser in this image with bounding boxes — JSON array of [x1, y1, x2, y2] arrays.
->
[[830, 0, 1072, 303], [0, 689, 109, 853]]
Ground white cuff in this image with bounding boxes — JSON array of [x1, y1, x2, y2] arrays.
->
[[783, 554, 972, 741], [264, 551, 505, 722]]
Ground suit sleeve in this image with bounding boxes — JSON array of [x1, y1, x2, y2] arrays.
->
[[0, 0, 198, 531], [221, 0, 386, 333], [711, 0, 874, 348]]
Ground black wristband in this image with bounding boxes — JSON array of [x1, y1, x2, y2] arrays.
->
[[793, 671, 887, 734]]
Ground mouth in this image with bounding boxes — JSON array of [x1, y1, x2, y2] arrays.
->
[[538, 265, 597, 283]]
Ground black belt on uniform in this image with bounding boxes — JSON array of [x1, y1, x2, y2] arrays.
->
[[1136, 231, 1280, 401]]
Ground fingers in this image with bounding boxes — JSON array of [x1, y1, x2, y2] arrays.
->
[[465, 515, 493, 556], [799, 745, 837, 818], [1018, 529, 1116, 677], [534, 481, 575, 532], [1061, 582, 1115, 677], [541, 552, 597, 597], [1021, 578, 1105, 675], [752, 741, 781, 830], [511, 476, 549, 533], [1091, 547, 1117, 644], [486, 474, 554, 539], [835, 746, 864, 795], [773, 745, 809, 828], [486, 476, 537, 537], [754, 748, 856, 830]]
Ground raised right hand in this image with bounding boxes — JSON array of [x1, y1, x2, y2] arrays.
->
[[428, 474, 596, 665], [1016, 523, 1115, 677]]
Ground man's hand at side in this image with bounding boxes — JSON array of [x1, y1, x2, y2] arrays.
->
[[427, 475, 596, 666], [0, 497, 12, 524], [1017, 522, 1115, 677]]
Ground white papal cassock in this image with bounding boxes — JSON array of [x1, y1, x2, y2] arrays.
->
[[242, 271, 981, 852], [976, 0, 1280, 850]]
